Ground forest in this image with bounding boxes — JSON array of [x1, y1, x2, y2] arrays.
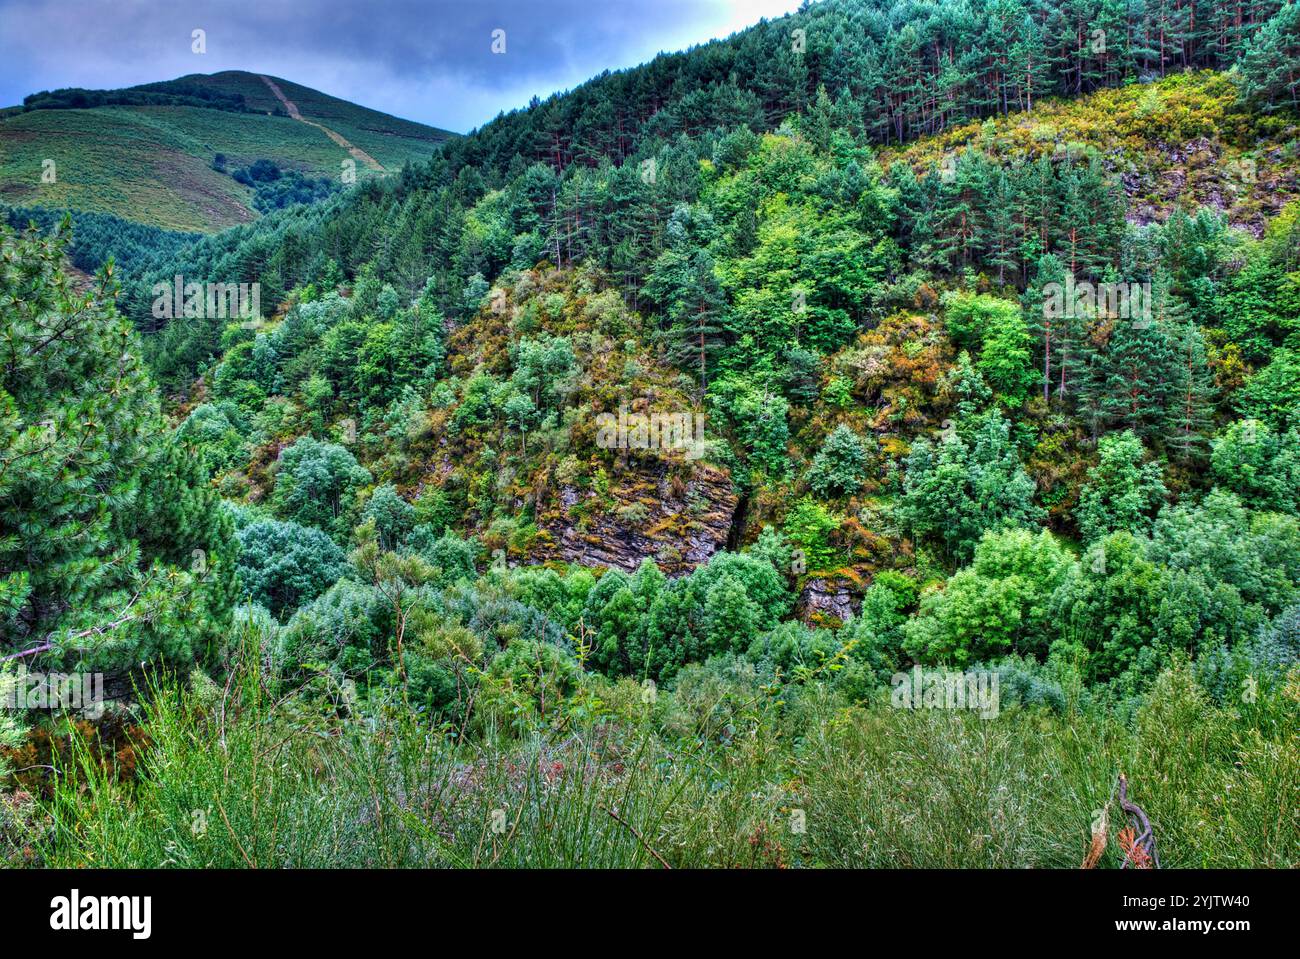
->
[[21, 80, 255, 113], [1, 0, 1298, 870]]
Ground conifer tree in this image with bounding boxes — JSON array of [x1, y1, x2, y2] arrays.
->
[[1166, 320, 1218, 463], [644, 207, 727, 395], [0, 222, 233, 668], [1097, 272, 1181, 443]]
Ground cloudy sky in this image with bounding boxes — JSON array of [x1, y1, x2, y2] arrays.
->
[[0, 0, 804, 132]]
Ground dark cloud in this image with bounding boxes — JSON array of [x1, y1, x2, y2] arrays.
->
[[0, 0, 801, 131]]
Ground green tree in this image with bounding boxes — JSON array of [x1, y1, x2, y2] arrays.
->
[[839, 571, 918, 681], [510, 334, 577, 415], [272, 437, 371, 538], [235, 518, 348, 619], [899, 411, 1044, 565], [781, 347, 821, 406], [279, 578, 392, 679], [643, 205, 727, 395], [1236, 348, 1300, 432], [806, 424, 872, 498], [783, 497, 840, 572], [1211, 420, 1300, 514], [362, 485, 417, 551], [904, 528, 1073, 666], [1050, 532, 1167, 686], [976, 296, 1038, 407], [1239, 1, 1300, 111], [943, 291, 1036, 405], [1, 223, 233, 668], [702, 575, 759, 655], [1095, 280, 1180, 442], [1148, 490, 1300, 648], [686, 549, 791, 657], [1075, 431, 1167, 542], [1166, 320, 1217, 464], [478, 638, 581, 731]]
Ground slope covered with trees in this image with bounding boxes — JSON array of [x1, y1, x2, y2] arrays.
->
[[2, 0, 1298, 869]]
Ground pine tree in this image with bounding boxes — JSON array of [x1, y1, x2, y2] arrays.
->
[[643, 207, 727, 395], [1097, 272, 1180, 443], [1166, 318, 1218, 463], [1027, 252, 1068, 403], [1239, 1, 1300, 111], [987, 168, 1021, 285], [0, 222, 233, 668]]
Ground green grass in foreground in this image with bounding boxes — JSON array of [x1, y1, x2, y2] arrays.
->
[[11, 620, 1296, 869]]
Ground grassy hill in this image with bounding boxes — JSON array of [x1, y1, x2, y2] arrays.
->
[[0, 71, 456, 232]]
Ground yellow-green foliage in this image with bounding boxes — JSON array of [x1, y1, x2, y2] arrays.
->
[[886, 72, 1300, 231]]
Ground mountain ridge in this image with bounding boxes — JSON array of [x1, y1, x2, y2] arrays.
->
[[0, 70, 457, 231]]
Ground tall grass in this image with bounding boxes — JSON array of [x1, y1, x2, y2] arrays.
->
[[793, 670, 1297, 867], [24, 628, 1299, 869]]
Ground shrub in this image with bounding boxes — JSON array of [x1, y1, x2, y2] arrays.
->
[[476, 639, 581, 733], [806, 424, 872, 498], [783, 497, 840, 571], [279, 579, 393, 678], [236, 519, 348, 618]]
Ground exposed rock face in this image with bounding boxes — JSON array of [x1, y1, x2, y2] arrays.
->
[[797, 576, 861, 625], [533, 463, 737, 576], [1126, 136, 1299, 237]]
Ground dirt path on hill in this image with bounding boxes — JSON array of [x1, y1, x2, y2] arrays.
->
[[257, 75, 386, 172]]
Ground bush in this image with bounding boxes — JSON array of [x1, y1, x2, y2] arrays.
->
[[839, 571, 919, 682], [279, 579, 393, 678], [783, 497, 840, 571], [905, 529, 1074, 666], [476, 639, 581, 733], [408, 530, 481, 587], [236, 519, 348, 618], [806, 424, 872, 498], [899, 411, 1044, 564]]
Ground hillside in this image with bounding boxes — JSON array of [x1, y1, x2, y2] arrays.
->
[[131, 58, 1300, 662], [0, 71, 456, 232], [885, 71, 1300, 235], [3, 0, 1300, 873]]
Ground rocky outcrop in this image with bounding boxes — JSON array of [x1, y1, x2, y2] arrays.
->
[[533, 463, 736, 576], [797, 576, 861, 626], [1128, 135, 1299, 237]]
